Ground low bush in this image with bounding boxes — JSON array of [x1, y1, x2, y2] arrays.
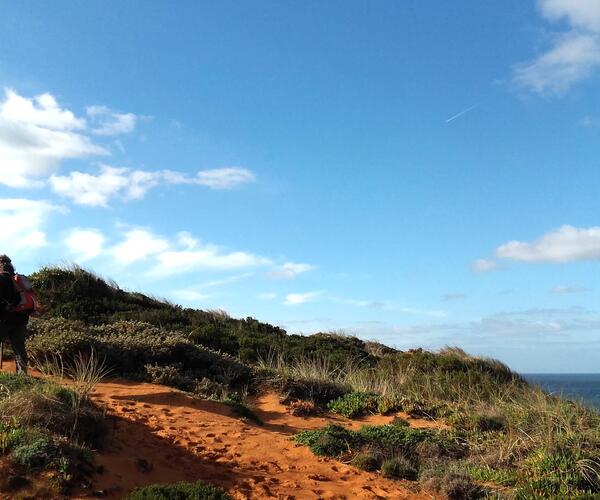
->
[[277, 375, 350, 407], [358, 424, 463, 460], [12, 436, 58, 471], [294, 424, 363, 457], [194, 378, 230, 401], [145, 364, 195, 392], [125, 480, 232, 499], [351, 453, 381, 472], [420, 466, 487, 499], [27, 318, 250, 389], [328, 392, 380, 418], [295, 422, 462, 471], [381, 456, 418, 480]]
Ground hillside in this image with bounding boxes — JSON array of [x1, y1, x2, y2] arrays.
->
[[0, 265, 597, 499]]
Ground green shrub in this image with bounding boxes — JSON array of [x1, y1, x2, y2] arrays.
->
[[328, 392, 380, 418], [125, 480, 232, 499], [0, 424, 27, 453], [194, 378, 230, 400], [27, 319, 250, 388], [351, 453, 381, 472], [12, 436, 58, 471], [145, 364, 195, 391], [0, 373, 38, 395], [358, 424, 435, 456], [294, 424, 363, 457], [517, 449, 598, 498], [381, 457, 418, 480], [278, 376, 350, 407]]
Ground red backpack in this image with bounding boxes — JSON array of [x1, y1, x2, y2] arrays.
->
[[12, 274, 42, 316]]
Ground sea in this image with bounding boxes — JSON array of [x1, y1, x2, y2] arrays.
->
[[523, 374, 600, 410]]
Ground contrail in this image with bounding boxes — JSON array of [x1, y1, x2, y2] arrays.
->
[[445, 104, 477, 123]]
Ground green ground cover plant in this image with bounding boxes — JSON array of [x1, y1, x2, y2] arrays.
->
[[126, 480, 232, 500]]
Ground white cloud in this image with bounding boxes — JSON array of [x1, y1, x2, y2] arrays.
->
[[50, 165, 162, 207], [171, 289, 211, 302], [0, 198, 64, 254], [258, 292, 277, 300], [513, 1, 600, 94], [87, 105, 138, 136], [65, 228, 105, 262], [0, 89, 107, 187], [495, 225, 600, 262], [195, 167, 256, 189], [155, 246, 271, 275], [2, 90, 85, 130], [513, 33, 600, 94], [540, 0, 600, 32], [550, 285, 589, 294], [50, 165, 257, 207], [284, 290, 325, 305], [110, 229, 170, 265], [268, 262, 315, 279], [471, 258, 498, 273]]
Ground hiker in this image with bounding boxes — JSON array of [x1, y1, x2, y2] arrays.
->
[[0, 255, 31, 374]]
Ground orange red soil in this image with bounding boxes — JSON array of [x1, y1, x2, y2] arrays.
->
[[2, 362, 435, 499]]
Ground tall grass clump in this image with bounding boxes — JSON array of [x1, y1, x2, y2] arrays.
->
[[288, 347, 600, 497], [0, 372, 106, 495]]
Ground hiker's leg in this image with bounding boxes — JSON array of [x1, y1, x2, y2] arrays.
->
[[7, 324, 27, 375]]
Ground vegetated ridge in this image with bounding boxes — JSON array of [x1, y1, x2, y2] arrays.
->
[[0, 265, 598, 499]]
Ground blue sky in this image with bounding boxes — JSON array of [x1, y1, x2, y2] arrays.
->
[[2, 1, 600, 372]]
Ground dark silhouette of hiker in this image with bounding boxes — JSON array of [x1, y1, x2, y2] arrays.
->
[[0, 256, 30, 374]]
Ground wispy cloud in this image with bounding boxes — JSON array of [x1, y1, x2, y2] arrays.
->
[[87, 105, 139, 136], [442, 293, 466, 301], [284, 290, 325, 305], [50, 165, 257, 207], [512, 1, 600, 95], [0, 198, 65, 253], [550, 285, 589, 294], [268, 262, 315, 279], [195, 167, 256, 189], [471, 258, 498, 273]]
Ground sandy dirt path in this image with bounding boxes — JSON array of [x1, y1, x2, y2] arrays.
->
[[0, 361, 434, 499], [87, 380, 434, 499]]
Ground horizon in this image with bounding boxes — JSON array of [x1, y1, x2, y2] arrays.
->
[[2, 1, 600, 373]]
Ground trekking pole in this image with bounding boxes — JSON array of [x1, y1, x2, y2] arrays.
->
[[0, 341, 3, 370]]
